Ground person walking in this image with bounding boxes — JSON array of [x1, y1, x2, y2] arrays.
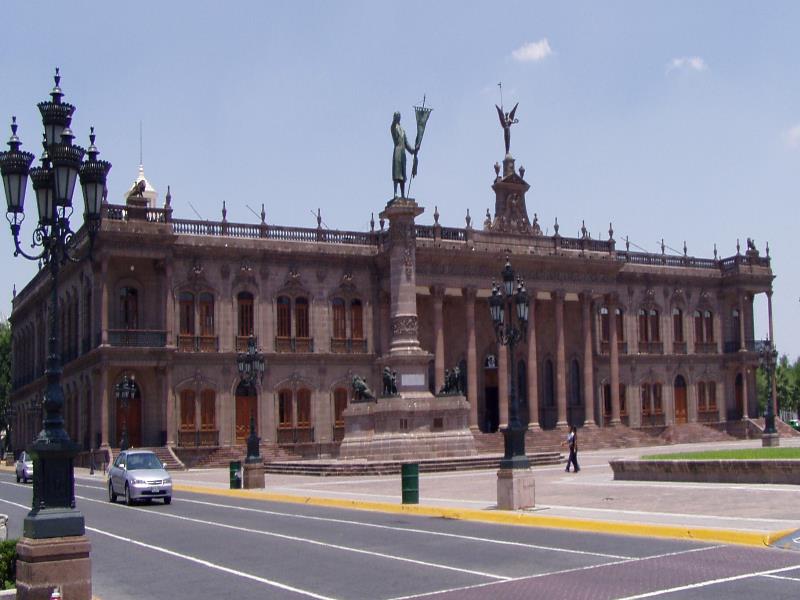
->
[[564, 425, 579, 473]]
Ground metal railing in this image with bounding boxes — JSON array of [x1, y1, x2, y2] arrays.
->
[[637, 341, 664, 355], [330, 338, 368, 354], [672, 341, 687, 355], [275, 337, 314, 353], [723, 339, 767, 353], [108, 329, 167, 347], [178, 335, 219, 352], [694, 342, 718, 354]]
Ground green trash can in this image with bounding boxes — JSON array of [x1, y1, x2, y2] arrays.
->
[[401, 463, 419, 504], [229, 461, 242, 489]]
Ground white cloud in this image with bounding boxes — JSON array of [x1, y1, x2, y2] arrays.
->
[[784, 124, 800, 148], [512, 39, 553, 63], [667, 56, 708, 73]]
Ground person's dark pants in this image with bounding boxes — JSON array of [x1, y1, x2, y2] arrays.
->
[[566, 449, 579, 472]]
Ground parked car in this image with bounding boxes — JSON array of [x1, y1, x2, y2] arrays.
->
[[790, 419, 800, 431], [15, 451, 33, 483], [107, 450, 172, 505]]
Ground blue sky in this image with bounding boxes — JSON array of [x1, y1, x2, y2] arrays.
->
[[1, 1, 798, 358]]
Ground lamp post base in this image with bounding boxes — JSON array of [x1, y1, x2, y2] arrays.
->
[[762, 432, 780, 447], [243, 460, 265, 489], [500, 425, 530, 470], [497, 467, 535, 510], [15, 535, 91, 600]]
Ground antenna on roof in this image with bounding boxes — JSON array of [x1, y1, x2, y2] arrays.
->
[[188, 201, 204, 220], [497, 82, 504, 110], [245, 204, 261, 220]]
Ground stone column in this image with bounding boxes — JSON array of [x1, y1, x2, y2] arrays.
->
[[498, 343, 509, 428], [99, 363, 109, 448], [738, 292, 747, 351], [526, 293, 540, 430], [100, 257, 109, 345], [767, 290, 778, 419], [164, 365, 175, 446], [608, 295, 621, 425], [464, 287, 479, 429], [554, 290, 568, 428], [741, 367, 750, 419], [164, 260, 174, 347], [432, 285, 445, 393], [581, 292, 596, 426]]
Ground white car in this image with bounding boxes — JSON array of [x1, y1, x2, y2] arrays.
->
[[15, 451, 33, 483], [107, 450, 173, 505]]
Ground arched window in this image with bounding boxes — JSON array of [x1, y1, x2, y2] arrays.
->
[[331, 298, 346, 339], [200, 389, 215, 431], [615, 308, 624, 341], [653, 383, 663, 413], [333, 388, 348, 428], [703, 310, 714, 342], [600, 307, 609, 342], [694, 310, 703, 342], [297, 389, 312, 428], [708, 382, 717, 410], [672, 308, 684, 343], [641, 384, 651, 416], [277, 296, 291, 338], [732, 308, 741, 347], [179, 292, 195, 336], [199, 293, 215, 336], [120, 287, 138, 329], [295, 297, 310, 339], [180, 390, 196, 432], [697, 381, 707, 412], [237, 292, 254, 338], [638, 308, 660, 343], [351, 299, 364, 340], [278, 389, 292, 429]]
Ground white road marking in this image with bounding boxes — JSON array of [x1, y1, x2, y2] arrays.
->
[[85, 525, 341, 600], [616, 562, 800, 599], [761, 573, 800, 582], [72, 480, 634, 559], [77, 495, 511, 581], [0, 497, 31, 510]]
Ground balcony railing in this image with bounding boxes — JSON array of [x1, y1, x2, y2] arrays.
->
[[600, 341, 628, 355], [177, 429, 219, 447], [235, 336, 257, 352], [275, 337, 314, 353], [672, 341, 687, 355], [724, 339, 768, 354], [178, 335, 219, 352], [108, 329, 167, 347], [277, 425, 314, 444], [637, 341, 663, 355], [330, 338, 368, 354], [694, 342, 718, 354]]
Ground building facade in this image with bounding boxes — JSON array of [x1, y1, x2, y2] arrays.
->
[[8, 149, 775, 459]]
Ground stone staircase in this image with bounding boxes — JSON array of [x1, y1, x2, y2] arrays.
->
[[472, 425, 663, 455], [187, 443, 303, 469], [746, 417, 800, 438], [657, 423, 736, 445]]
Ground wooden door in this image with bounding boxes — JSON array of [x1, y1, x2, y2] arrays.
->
[[674, 376, 688, 424], [235, 393, 257, 442], [116, 396, 142, 447]]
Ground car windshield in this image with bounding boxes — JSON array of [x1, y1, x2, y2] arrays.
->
[[126, 454, 162, 470]]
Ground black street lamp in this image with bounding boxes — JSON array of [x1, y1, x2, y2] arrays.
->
[[115, 374, 136, 451], [759, 341, 778, 435], [0, 69, 110, 539], [236, 335, 265, 385], [489, 257, 530, 469]]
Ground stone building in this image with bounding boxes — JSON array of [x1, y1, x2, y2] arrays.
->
[[8, 137, 775, 462]]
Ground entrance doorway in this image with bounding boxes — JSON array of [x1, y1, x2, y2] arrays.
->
[[115, 380, 142, 448], [483, 355, 499, 433], [674, 375, 688, 424], [735, 373, 745, 419], [235, 381, 258, 443]]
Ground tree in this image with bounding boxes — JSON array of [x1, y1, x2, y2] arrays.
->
[[0, 320, 9, 450]]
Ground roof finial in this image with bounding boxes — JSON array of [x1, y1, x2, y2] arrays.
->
[[766, 241, 770, 257], [433, 205, 439, 225], [165, 185, 172, 208], [581, 220, 588, 239], [261, 203, 266, 224], [661, 238, 665, 254], [370, 212, 375, 232], [683, 240, 687, 256], [625, 235, 630, 251], [713, 243, 717, 260], [316, 208, 322, 229], [222, 200, 227, 222], [736, 238, 741, 255], [465, 208, 472, 229], [608, 222, 614, 241], [553, 216, 560, 236], [12, 284, 16, 299]]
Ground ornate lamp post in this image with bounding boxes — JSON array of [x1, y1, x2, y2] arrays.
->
[[759, 341, 778, 437], [236, 336, 265, 462], [489, 257, 530, 469], [115, 374, 136, 451], [0, 69, 110, 540]]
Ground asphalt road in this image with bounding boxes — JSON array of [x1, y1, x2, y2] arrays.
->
[[2, 472, 800, 600]]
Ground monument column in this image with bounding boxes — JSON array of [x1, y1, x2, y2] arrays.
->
[[100, 257, 109, 346], [738, 292, 747, 351], [554, 290, 568, 428], [767, 289, 778, 419], [164, 365, 175, 446], [581, 292, 596, 426], [164, 259, 174, 347], [526, 292, 540, 430], [464, 287, 479, 429], [378, 197, 433, 390], [608, 294, 622, 425], [99, 363, 109, 448], [432, 285, 445, 393]]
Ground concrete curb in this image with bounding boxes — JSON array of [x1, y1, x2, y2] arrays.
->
[[173, 483, 792, 549]]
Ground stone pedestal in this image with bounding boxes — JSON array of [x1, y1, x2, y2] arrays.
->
[[15, 536, 91, 600], [339, 394, 476, 461], [496, 468, 535, 510], [242, 461, 265, 489], [762, 432, 780, 447]]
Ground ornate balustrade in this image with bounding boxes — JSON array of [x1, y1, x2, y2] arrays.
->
[[108, 329, 167, 347]]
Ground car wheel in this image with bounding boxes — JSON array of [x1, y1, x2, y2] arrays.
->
[[124, 483, 133, 506], [163, 496, 171, 505], [108, 482, 117, 503]]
